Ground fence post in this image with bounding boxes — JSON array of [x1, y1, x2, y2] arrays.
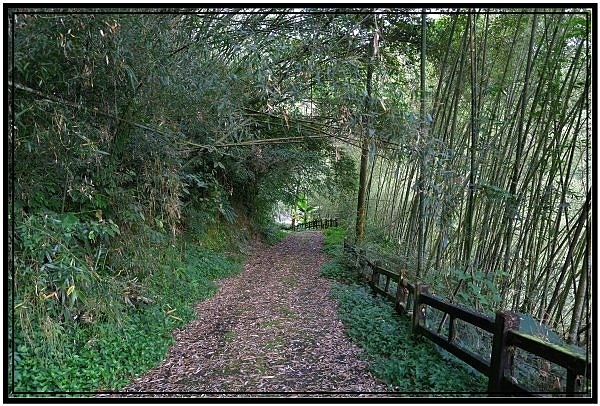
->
[[488, 310, 520, 394], [566, 369, 575, 396], [369, 260, 380, 295], [412, 283, 429, 333], [395, 277, 409, 314], [358, 249, 368, 281], [448, 316, 457, 342]]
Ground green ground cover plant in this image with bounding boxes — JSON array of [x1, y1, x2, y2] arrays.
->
[[11, 240, 241, 394], [320, 226, 362, 284], [321, 226, 347, 259], [330, 284, 487, 394], [321, 228, 486, 394]]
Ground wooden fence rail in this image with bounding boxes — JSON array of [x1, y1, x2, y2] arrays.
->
[[293, 218, 338, 231], [343, 240, 592, 397]]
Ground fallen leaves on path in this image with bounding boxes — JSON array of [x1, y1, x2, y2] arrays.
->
[[100, 232, 389, 397]]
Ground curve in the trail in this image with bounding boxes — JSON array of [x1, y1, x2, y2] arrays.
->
[[112, 231, 387, 396]]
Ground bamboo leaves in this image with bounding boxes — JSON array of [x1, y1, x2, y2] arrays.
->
[[360, 10, 591, 339]]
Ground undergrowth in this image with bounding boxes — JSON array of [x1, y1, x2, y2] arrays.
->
[[319, 261, 361, 285], [11, 236, 241, 394], [321, 226, 487, 395], [263, 224, 289, 245], [330, 284, 487, 395], [321, 226, 346, 259]]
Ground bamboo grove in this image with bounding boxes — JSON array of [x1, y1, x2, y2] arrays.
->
[[7, 8, 592, 390], [360, 10, 591, 343]]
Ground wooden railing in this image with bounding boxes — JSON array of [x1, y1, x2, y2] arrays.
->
[[344, 241, 592, 397], [294, 218, 338, 231]]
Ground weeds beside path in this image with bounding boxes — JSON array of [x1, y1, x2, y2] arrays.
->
[[107, 231, 388, 396]]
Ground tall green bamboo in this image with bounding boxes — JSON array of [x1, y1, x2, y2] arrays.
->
[[416, 9, 427, 278]]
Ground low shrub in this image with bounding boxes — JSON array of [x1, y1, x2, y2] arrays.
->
[[11, 239, 241, 394]]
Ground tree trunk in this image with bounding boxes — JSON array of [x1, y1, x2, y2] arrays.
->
[[463, 11, 478, 268], [355, 134, 370, 243], [416, 9, 427, 278], [355, 22, 377, 243], [567, 224, 589, 344], [502, 14, 538, 286], [544, 188, 590, 325]]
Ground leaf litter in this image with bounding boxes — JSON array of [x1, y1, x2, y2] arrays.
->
[[98, 231, 390, 398]]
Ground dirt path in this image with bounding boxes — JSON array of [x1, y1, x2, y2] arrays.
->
[[108, 231, 388, 397]]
